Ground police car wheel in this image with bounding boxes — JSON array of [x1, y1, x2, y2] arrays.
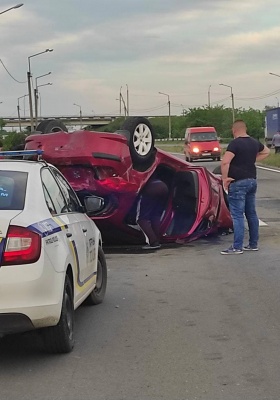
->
[[85, 247, 107, 305], [42, 275, 75, 353]]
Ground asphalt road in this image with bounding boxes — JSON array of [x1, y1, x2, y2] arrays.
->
[[1, 159, 280, 400]]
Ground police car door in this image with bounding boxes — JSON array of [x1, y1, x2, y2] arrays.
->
[[50, 167, 97, 285], [41, 167, 90, 298]]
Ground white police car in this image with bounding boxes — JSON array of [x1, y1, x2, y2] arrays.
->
[[0, 150, 107, 353]]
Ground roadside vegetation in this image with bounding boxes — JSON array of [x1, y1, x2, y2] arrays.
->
[[0, 105, 279, 167], [156, 140, 280, 169]]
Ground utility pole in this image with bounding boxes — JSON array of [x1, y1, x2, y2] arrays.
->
[[159, 92, 171, 140], [219, 83, 235, 123], [27, 49, 53, 131], [126, 84, 129, 116], [208, 85, 211, 108]]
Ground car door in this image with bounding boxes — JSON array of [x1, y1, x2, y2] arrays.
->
[[50, 167, 98, 285], [41, 167, 91, 301]]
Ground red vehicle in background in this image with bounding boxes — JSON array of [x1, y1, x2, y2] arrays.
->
[[25, 117, 232, 245], [184, 126, 221, 162]]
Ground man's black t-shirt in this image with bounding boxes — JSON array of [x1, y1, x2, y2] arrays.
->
[[227, 137, 264, 181]]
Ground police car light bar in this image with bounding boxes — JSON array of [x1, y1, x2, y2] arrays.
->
[[0, 150, 44, 157]]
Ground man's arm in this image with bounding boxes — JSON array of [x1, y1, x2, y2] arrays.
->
[[256, 145, 270, 161], [221, 150, 235, 190]]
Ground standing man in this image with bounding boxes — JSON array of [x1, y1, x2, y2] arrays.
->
[[272, 131, 280, 153], [220, 120, 270, 255]]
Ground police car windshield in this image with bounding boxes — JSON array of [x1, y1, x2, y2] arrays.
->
[[190, 133, 217, 142], [0, 171, 27, 210]]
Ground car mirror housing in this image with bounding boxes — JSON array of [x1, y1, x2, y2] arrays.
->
[[84, 195, 105, 215]]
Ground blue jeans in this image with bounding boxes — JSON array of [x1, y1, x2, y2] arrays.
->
[[228, 179, 259, 250]]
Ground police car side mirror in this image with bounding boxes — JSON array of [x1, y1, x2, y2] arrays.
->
[[84, 195, 105, 215]]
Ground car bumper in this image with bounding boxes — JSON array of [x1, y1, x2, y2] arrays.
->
[[191, 152, 220, 159], [0, 257, 64, 334]]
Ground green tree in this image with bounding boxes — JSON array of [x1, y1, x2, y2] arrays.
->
[[3, 132, 27, 150]]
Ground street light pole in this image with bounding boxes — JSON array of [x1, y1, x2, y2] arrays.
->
[[35, 83, 52, 126], [219, 83, 235, 123], [27, 49, 53, 132], [126, 84, 129, 116], [0, 3, 23, 15], [119, 86, 122, 116], [208, 85, 211, 108], [159, 91, 171, 140], [73, 103, 82, 129], [34, 72, 51, 126], [17, 94, 28, 132]]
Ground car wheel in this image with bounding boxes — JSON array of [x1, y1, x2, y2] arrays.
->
[[35, 120, 51, 133], [84, 247, 107, 305], [36, 119, 68, 134], [212, 166, 221, 175], [120, 117, 155, 164], [41, 275, 74, 353]]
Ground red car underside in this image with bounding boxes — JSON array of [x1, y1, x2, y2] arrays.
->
[[25, 129, 232, 245]]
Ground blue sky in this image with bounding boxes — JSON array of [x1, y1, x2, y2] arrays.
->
[[1, 0, 280, 119]]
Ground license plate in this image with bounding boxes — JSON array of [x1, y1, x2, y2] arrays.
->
[[203, 152, 211, 156]]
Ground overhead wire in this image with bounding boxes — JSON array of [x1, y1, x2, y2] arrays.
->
[[0, 59, 26, 84]]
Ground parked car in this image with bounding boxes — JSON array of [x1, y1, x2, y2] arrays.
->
[[0, 151, 107, 353], [24, 117, 232, 246]]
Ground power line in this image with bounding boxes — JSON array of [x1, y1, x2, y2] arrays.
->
[[236, 89, 280, 101], [0, 59, 26, 83]]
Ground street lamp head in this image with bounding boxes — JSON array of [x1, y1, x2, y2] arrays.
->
[[269, 72, 280, 78], [37, 83, 52, 89], [0, 3, 24, 14], [46, 49, 53, 53], [158, 91, 169, 99]]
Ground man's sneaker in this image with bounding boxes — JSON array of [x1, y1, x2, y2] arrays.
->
[[220, 246, 243, 255], [142, 243, 161, 250], [243, 245, 258, 251]]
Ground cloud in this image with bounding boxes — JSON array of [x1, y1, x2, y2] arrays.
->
[[1, 0, 280, 118]]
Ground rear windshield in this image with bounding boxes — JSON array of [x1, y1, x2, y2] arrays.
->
[[190, 132, 217, 142], [0, 171, 28, 210]]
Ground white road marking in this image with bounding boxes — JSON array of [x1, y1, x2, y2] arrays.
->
[[258, 219, 268, 226], [257, 165, 280, 173]]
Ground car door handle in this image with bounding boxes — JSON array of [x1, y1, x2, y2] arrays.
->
[[66, 232, 72, 238], [82, 228, 87, 233]]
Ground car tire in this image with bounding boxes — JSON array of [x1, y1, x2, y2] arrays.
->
[[84, 247, 107, 305], [35, 120, 51, 133], [120, 117, 155, 164], [36, 119, 68, 134], [41, 275, 74, 353], [212, 166, 221, 175]]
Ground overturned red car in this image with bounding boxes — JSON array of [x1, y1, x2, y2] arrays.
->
[[25, 117, 232, 245]]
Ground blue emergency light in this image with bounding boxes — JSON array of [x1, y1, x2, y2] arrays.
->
[[0, 150, 44, 157]]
